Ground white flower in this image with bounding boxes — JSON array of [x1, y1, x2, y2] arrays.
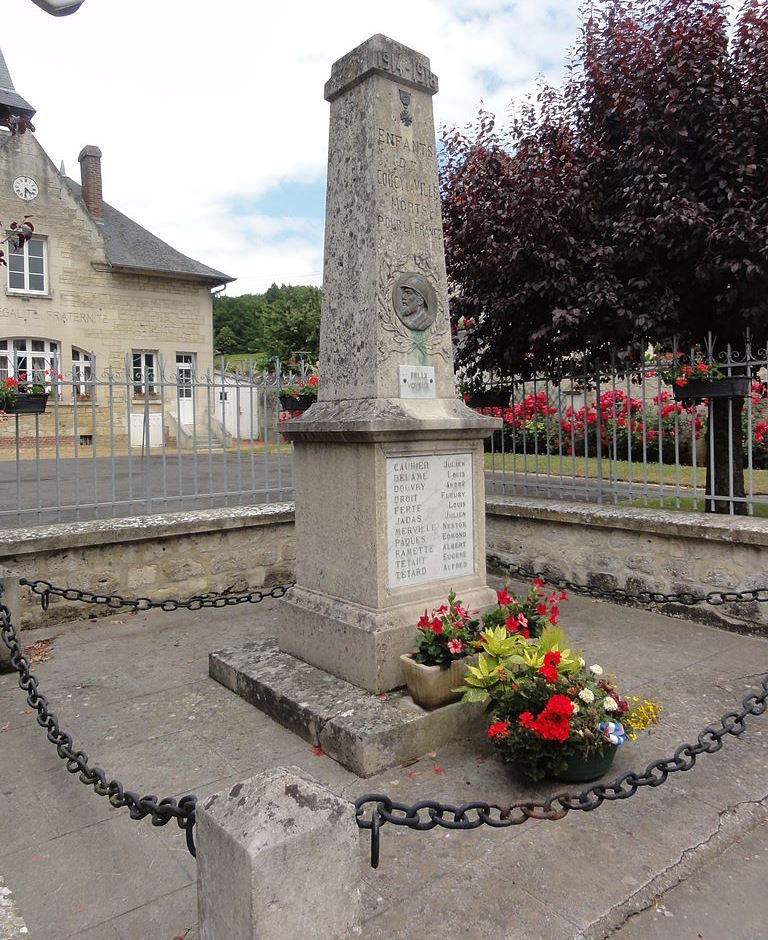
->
[[603, 696, 618, 712], [571, 701, 580, 715], [578, 657, 586, 668], [589, 664, 603, 676], [578, 688, 595, 704]]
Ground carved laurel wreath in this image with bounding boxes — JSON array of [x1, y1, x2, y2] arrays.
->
[[377, 254, 452, 363]]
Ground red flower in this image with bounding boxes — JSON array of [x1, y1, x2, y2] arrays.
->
[[536, 603, 548, 616], [518, 712, 535, 730], [538, 663, 558, 683], [430, 619, 443, 635], [417, 610, 431, 630], [447, 639, 465, 655], [488, 721, 509, 740], [675, 377, 687, 388], [496, 588, 512, 606], [308, 376, 318, 386], [543, 650, 561, 668], [544, 694, 573, 718], [504, 615, 519, 633], [532, 578, 545, 589]]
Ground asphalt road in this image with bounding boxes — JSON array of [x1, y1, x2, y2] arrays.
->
[[0, 453, 296, 526]]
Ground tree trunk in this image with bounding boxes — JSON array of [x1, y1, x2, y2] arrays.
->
[[705, 396, 746, 515]]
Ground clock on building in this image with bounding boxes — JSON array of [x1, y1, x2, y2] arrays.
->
[[13, 176, 39, 201]]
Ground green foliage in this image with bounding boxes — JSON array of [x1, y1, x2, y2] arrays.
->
[[213, 284, 321, 366]]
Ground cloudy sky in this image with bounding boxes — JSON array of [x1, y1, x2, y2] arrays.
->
[[8, 0, 580, 295]]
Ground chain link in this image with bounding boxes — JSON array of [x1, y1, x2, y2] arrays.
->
[[355, 669, 768, 867], [0, 597, 199, 854], [486, 554, 768, 608], [19, 578, 293, 612]]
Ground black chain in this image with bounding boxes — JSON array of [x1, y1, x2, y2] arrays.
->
[[20, 578, 293, 612], [487, 553, 768, 608], [0, 595, 200, 854], [355, 670, 768, 867]]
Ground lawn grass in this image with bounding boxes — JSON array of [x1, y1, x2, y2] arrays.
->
[[484, 451, 768, 495]]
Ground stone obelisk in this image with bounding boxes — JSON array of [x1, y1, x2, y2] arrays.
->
[[278, 34, 498, 693]]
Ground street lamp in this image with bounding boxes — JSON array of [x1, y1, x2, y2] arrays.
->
[[30, 0, 85, 15]]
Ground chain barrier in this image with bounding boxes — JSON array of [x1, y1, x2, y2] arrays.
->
[[3, 578, 294, 854], [19, 578, 293, 612], [8, 568, 768, 869], [486, 553, 768, 608], [355, 670, 768, 867]]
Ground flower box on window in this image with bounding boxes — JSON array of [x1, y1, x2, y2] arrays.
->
[[3, 393, 48, 414]]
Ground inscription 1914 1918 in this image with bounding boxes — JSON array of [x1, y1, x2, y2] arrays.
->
[[373, 50, 439, 91]]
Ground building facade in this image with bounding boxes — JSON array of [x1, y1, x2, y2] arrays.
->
[[0, 49, 232, 449]]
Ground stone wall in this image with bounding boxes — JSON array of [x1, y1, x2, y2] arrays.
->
[[6, 497, 768, 634], [1, 504, 295, 629], [487, 496, 768, 635]]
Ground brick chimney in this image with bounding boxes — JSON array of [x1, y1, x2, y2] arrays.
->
[[78, 145, 103, 219]]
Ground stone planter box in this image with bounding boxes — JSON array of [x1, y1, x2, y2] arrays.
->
[[279, 395, 313, 412], [399, 652, 477, 709], [2, 393, 49, 415], [672, 376, 751, 402]]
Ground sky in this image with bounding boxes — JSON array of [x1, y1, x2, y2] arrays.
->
[[6, 0, 581, 295]]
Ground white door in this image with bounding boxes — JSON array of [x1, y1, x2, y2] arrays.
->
[[176, 354, 194, 425]]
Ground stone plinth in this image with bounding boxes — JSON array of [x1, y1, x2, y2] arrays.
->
[[210, 637, 486, 776], [277, 34, 498, 694]]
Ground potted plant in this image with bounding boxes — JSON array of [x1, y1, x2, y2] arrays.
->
[[659, 353, 751, 402], [279, 375, 318, 413], [457, 378, 512, 410], [400, 590, 480, 709], [462, 627, 661, 781], [0, 375, 49, 414], [482, 580, 568, 639]]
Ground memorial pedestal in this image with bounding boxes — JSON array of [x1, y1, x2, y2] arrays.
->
[[278, 398, 496, 693]]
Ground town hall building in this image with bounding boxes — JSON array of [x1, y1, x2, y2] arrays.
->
[[0, 47, 233, 448]]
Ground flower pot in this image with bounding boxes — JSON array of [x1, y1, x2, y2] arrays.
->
[[672, 376, 751, 402], [551, 744, 617, 782], [279, 394, 313, 412], [465, 389, 511, 409], [399, 652, 477, 709], [2, 393, 49, 415]]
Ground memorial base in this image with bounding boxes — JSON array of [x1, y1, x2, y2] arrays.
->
[[278, 582, 496, 693], [209, 636, 486, 777]]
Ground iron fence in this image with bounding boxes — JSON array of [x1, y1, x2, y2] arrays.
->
[[0, 354, 305, 527], [476, 333, 768, 516]]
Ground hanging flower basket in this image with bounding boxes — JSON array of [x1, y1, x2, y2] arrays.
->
[[464, 389, 511, 409], [279, 395, 313, 412], [2, 393, 49, 415], [672, 377, 751, 403]]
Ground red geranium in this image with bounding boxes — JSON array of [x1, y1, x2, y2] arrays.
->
[[538, 663, 558, 683], [488, 721, 509, 739]]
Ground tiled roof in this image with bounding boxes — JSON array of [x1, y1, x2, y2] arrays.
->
[[0, 48, 35, 116], [64, 178, 233, 286]]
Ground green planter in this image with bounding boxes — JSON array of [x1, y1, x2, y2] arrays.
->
[[551, 744, 617, 782], [2, 393, 49, 415]]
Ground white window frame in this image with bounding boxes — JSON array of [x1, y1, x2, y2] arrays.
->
[[0, 337, 59, 386], [6, 236, 48, 295], [132, 350, 158, 397], [176, 353, 195, 400], [72, 347, 94, 399]]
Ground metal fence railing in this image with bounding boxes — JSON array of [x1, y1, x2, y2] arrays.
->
[[0, 355, 302, 527], [475, 333, 768, 516]]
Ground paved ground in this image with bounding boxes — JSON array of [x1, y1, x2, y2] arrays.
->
[[1, 582, 767, 939]]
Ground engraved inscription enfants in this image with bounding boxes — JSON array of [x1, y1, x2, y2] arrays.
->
[[376, 126, 441, 240]]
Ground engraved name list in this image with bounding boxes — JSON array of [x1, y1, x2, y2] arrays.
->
[[386, 453, 474, 588]]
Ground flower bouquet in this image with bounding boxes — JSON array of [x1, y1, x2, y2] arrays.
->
[[462, 627, 660, 781], [482, 580, 567, 640], [279, 375, 318, 414], [400, 590, 480, 709]]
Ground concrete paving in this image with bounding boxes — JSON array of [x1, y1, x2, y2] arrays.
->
[[0, 582, 767, 939]]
